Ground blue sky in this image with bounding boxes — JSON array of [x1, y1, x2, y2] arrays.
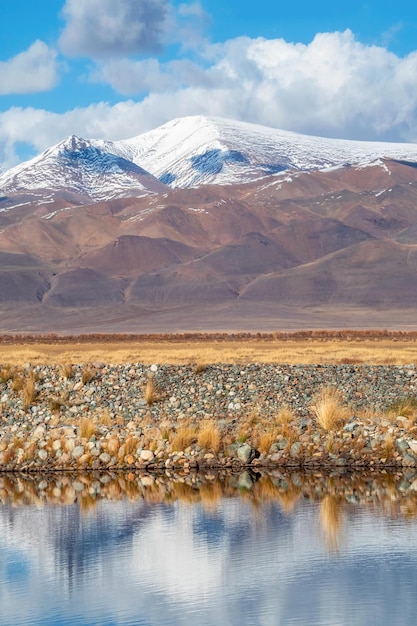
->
[[1, 0, 417, 171]]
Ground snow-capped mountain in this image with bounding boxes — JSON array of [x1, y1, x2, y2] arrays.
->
[[2, 115, 417, 201], [0, 135, 166, 203], [107, 115, 417, 188]]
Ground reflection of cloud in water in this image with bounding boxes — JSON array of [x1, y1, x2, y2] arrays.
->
[[0, 488, 417, 624]]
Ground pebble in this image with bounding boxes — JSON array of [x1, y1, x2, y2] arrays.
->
[[1, 362, 417, 470]]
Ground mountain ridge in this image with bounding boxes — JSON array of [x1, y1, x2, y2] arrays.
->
[[0, 117, 417, 330], [3, 116, 417, 204]]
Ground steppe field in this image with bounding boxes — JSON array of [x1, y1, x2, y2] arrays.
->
[[1, 330, 417, 366]]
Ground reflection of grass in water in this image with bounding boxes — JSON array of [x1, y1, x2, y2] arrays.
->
[[401, 500, 417, 519], [79, 493, 98, 515], [200, 480, 223, 510], [253, 475, 281, 502], [1, 471, 416, 534], [171, 481, 199, 504], [277, 486, 301, 513], [319, 495, 344, 552]]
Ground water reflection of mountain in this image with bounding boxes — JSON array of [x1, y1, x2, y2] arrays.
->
[[53, 501, 163, 589], [1, 480, 417, 625]]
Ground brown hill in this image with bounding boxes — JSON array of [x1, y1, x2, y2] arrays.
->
[[240, 240, 417, 308], [78, 235, 201, 277], [1, 159, 417, 330]]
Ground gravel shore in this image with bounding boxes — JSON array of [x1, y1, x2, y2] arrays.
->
[[1, 362, 417, 471]]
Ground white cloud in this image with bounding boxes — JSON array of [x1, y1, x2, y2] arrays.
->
[[0, 41, 60, 95], [86, 30, 417, 142], [89, 58, 214, 95], [2, 30, 417, 172], [200, 31, 417, 140], [0, 102, 167, 171], [175, 2, 211, 50], [59, 0, 170, 58]]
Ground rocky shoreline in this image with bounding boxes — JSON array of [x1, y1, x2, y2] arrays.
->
[[1, 362, 417, 471]]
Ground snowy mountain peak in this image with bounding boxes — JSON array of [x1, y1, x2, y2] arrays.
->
[[110, 115, 417, 188], [0, 134, 166, 202], [60, 135, 91, 151], [2, 115, 417, 203]]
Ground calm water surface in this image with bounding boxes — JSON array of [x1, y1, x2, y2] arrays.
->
[[1, 471, 417, 626]]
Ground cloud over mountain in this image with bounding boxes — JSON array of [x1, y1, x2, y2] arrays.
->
[[2, 27, 417, 172], [92, 29, 417, 143]]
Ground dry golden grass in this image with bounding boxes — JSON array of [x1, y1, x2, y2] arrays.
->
[[48, 396, 65, 412], [11, 374, 24, 392], [197, 420, 221, 452], [0, 364, 16, 383], [22, 370, 37, 411], [144, 376, 160, 405], [106, 436, 120, 456], [95, 409, 112, 427], [81, 366, 96, 385], [60, 363, 74, 379], [2, 335, 417, 366], [124, 437, 139, 455], [78, 417, 96, 440], [194, 360, 209, 374], [382, 432, 395, 459], [385, 397, 417, 420], [311, 386, 350, 431], [270, 406, 297, 443], [257, 429, 279, 453], [274, 406, 293, 433], [170, 425, 197, 452]]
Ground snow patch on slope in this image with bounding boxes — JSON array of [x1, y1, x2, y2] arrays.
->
[[0, 135, 166, 202], [107, 116, 417, 188]]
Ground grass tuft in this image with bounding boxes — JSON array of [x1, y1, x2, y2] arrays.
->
[[81, 366, 96, 385], [79, 417, 96, 440], [194, 361, 208, 374], [197, 420, 220, 452], [124, 437, 139, 455], [382, 432, 395, 458], [22, 370, 37, 411], [385, 396, 417, 419], [11, 374, 24, 392], [257, 428, 278, 453], [0, 365, 16, 384], [311, 386, 349, 431], [60, 363, 74, 379], [144, 376, 160, 405], [98, 410, 112, 427], [170, 425, 197, 452], [49, 397, 65, 412]]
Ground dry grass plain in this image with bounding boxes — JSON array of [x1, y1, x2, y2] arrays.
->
[[0, 332, 417, 366]]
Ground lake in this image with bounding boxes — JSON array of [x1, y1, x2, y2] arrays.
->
[[1, 470, 417, 625]]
